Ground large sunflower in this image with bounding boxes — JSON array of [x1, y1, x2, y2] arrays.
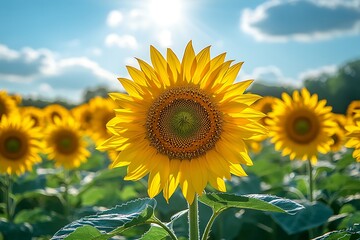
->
[[267, 88, 336, 163], [0, 115, 43, 175], [98, 42, 267, 203], [0, 91, 18, 120], [45, 117, 90, 169], [345, 113, 360, 162]]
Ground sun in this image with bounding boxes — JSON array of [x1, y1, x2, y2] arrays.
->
[[148, 0, 184, 26]]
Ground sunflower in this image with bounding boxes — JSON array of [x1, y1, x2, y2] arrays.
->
[[0, 115, 43, 175], [253, 96, 275, 126], [0, 91, 18, 120], [21, 106, 45, 128], [346, 100, 360, 118], [267, 88, 336, 163], [10, 94, 22, 105], [244, 139, 262, 154], [88, 97, 116, 145], [333, 113, 347, 131], [330, 128, 345, 152], [98, 42, 267, 203], [71, 103, 93, 133], [44, 104, 70, 124], [345, 113, 360, 162], [44, 117, 90, 169]]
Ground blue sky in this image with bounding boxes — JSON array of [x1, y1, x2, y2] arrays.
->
[[1, 0, 360, 103]]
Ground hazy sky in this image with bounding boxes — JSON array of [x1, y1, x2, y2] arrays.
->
[[1, 0, 360, 102]]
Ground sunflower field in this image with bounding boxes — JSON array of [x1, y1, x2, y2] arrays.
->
[[0, 43, 360, 240]]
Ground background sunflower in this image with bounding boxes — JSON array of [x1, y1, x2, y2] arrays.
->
[[267, 88, 336, 163], [0, 115, 43, 175], [44, 117, 90, 169]]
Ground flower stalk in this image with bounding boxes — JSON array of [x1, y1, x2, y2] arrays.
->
[[307, 160, 314, 203], [3, 174, 15, 223], [189, 194, 200, 240]]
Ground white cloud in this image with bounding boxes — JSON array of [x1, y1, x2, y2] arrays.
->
[[241, 0, 360, 42], [298, 65, 338, 80], [38, 83, 54, 93], [0, 44, 119, 103], [240, 65, 300, 86], [0, 45, 19, 60], [0, 44, 56, 80], [240, 64, 339, 87], [105, 34, 138, 49], [107, 10, 123, 27], [157, 30, 172, 47]]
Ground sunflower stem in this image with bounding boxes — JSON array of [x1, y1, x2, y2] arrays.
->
[[307, 159, 314, 203], [188, 194, 200, 240], [201, 210, 221, 240], [62, 169, 71, 219], [4, 174, 14, 223]]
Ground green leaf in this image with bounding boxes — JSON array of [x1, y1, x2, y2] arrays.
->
[[270, 202, 333, 234], [338, 212, 360, 229], [314, 223, 360, 240], [64, 226, 104, 240], [51, 198, 157, 240], [0, 220, 33, 240], [140, 225, 169, 240], [199, 193, 304, 214]]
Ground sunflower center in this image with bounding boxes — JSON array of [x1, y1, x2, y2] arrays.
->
[[171, 110, 198, 137], [56, 132, 78, 154], [147, 86, 222, 160], [5, 137, 22, 153], [0, 134, 27, 160], [287, 111, 320, 144], [294, 118, 311, 135]]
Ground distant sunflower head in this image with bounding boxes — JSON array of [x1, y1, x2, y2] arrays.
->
[[89, 97, 116, 145], [244, 139, 262, 154], [45, 117, 90, 169], [44, 104, 70, 124], [0, 91, 18, 120], [345, 115, 360, 162], [330, 128, 345, 152], [268, 88, 336, 163], [253, 96, 275, 126], [0, 115, 43, 175], [21, 106, 45, 128], [10, 94, 22, 105], [71, 103, 93, 133], [333, 113, 347, 131], [98, 42, 267, 203], [347, 100, 360, 118]]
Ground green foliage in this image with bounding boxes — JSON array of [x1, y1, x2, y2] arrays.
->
[[52, 198, 156, 240], [199, 193, 304, 214], [0, 140, 359, 240], [314, 224, 360, 240], [271, 202, 333, 234]]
